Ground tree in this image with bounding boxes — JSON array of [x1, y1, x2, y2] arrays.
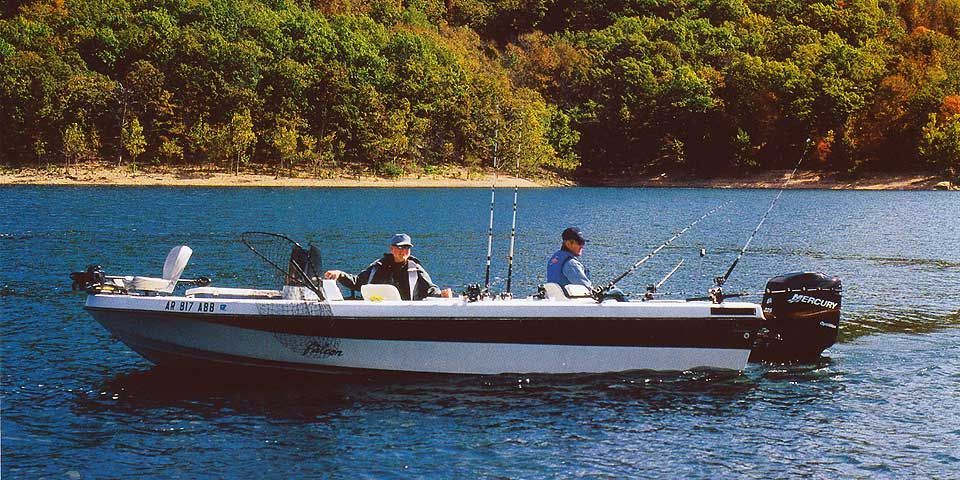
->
[[62, 123, 89, 176], [271, 119, 299, 177], [228, 110, 256, 175], [919, 113, 960, 176], [158, 136, 184, 163], [121, 117, 146, 171]]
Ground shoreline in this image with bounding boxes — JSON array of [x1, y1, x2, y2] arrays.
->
[[0, 165, 551, 188], [585, 170, 953, 190], [0, 165, 953, 190]]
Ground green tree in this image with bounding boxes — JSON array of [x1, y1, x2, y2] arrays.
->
[[62, 123, 89, 176], [121, 117, 146, 171], [919, 113, 960, 176], [271, 119, 299, 177], [158, 137, 184, 163], [228, 109, 256, 175]]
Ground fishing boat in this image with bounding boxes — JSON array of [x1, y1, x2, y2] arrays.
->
[[71, 235, 841, 375], [72, 140, 840, 375]]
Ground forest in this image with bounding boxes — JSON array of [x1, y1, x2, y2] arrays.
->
[[1, 0, 958, 181]]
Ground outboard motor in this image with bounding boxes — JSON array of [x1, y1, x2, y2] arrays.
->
[[750, 272, 842, 363]]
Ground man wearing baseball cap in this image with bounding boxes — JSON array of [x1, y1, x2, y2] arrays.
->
[[546, 226, 592, 288], [325, 233, 453, 300]]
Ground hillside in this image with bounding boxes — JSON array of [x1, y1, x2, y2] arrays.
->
[[2, 0, 958, 182]]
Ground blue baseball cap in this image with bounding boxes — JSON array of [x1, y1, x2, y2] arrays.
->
[[390, 233, 413, 247], [562, 227, 587, 244]]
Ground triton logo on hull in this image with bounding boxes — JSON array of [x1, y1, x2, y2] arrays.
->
[[787, 293, 838, 310]]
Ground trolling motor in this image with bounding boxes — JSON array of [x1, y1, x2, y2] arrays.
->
[[70, 264, 107, 292], [750, 272, 842, 363]]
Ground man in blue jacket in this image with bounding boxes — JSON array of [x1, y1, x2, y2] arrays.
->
[[546, 227, 592, 288], [324, 233, 453, 300]]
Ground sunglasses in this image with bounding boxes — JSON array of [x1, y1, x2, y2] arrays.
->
[[393, 245, 412, 250]]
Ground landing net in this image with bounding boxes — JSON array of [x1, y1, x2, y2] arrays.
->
[[240, 232, 323, 295], [240, 232, 336, 354], [240, 231, 323, 293]]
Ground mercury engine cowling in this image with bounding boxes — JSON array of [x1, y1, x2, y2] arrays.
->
[[750, 272, 842, 363]]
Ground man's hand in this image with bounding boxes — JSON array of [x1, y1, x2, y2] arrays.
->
[[324, 270, 343, 280], [441, 288, 453, 298]]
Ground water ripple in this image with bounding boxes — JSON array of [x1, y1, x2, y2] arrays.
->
[[3, 187, 960, 478]]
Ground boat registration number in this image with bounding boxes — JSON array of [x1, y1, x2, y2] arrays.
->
[[163, 300, 224, 313]]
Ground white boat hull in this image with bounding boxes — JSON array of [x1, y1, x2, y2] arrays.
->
[[86, 294, 762, 374]]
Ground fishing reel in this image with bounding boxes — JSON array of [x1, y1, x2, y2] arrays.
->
[[533, 284, 546, 299], [708, 287, 724, 304], [710, 276, 726, 303], [590, 285, 606, 301], [463, 283, 490, 302]]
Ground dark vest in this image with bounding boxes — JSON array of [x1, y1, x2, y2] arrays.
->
[[546, 249, 577, 286], [364, 255, 425, 300]]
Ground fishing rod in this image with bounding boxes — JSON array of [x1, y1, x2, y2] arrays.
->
[[483, 124, 499, 290], [594, 201, 730, 299], [505, 121, 522, 295], [710, 138, 812, 302], [644, 258, 684, 300]]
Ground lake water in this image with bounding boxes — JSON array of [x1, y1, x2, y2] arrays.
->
[[1, 186, 958, 478]]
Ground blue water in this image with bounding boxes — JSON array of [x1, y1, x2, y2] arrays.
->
[[2, 186, 959, 478]]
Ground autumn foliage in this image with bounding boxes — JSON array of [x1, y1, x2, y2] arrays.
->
[[1, 0, 958, 179]]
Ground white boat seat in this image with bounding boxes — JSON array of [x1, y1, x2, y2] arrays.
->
[[185, 287, 282, 299], [322, 279, 344, 301], [361, 284, 402, 301], [542, 283, 568, 301], [543, 283, 593, 300], [564, 284, 592, 297], [126, 245, 192, 293]]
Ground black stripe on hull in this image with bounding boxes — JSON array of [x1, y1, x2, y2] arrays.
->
[[87, 307, 761, 349]]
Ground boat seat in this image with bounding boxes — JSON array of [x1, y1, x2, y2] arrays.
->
[[361, 284, 402, 302], [322, 279, 344, 301], [125, 245, 192, 294], [542, 283, 569, 301], [185, 287, 282, 299], [543, 283, 593, 300], [564, 284, 592, 297]]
